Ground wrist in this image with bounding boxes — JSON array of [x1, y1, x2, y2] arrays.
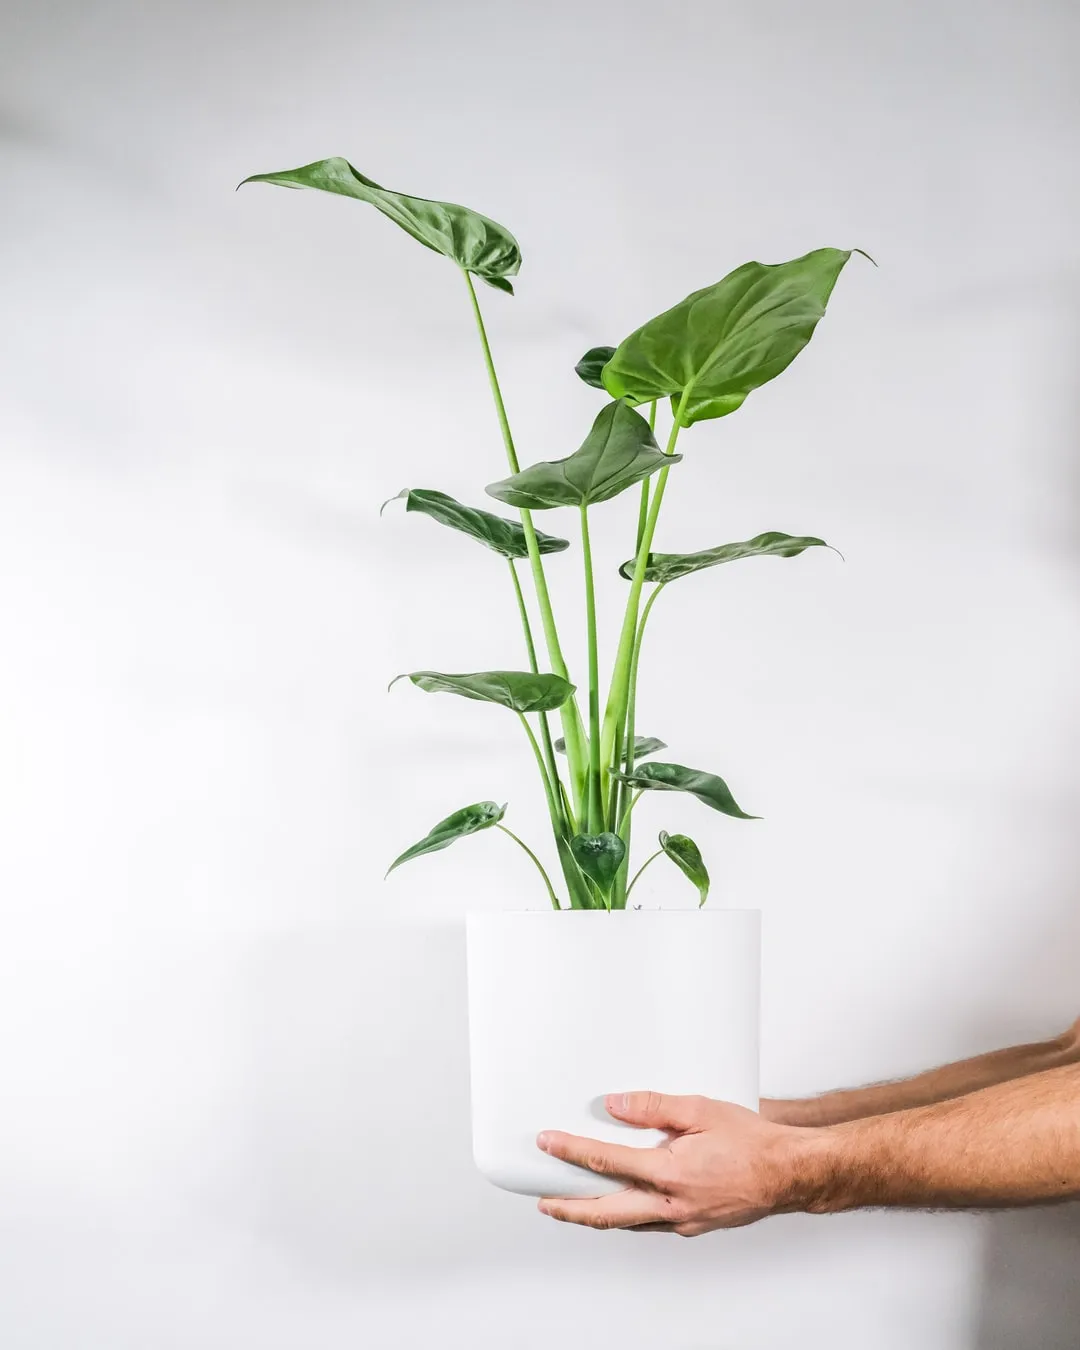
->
[[762, 1124, 851, 1216]]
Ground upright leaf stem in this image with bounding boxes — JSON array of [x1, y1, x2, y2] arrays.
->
[[462, 270, 590, 819], [497, 823, 561, 910], [507, 559, 565, 825], [600, 394, 689, 791], [579, 505, 603, 832]]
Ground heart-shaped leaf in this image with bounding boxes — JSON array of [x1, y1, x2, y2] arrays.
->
[[602, 248, 867, 425], [485, 401, 679, 510], [554, 733, 666, 763], [386, 800, 506, 876], [619, 532, 835, 582], [383, 489, 569, 559], [659, 830, 710, 906], [574, 345, 616, 389], [239, 157, 521, 292], [611, 761, 759, 820], [390, 669, 575, 714], [570, 832, 626, 898]]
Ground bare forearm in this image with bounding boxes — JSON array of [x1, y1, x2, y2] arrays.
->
[[768, 1028, 1080, 1126], [789, 1062, 1080, 1212]]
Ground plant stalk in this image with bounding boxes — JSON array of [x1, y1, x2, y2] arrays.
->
[[507, 559, 566, 826], [579, 505, 603, 832], [625, 847, 663, 901], [610, 581, 666, 907], [497, 824, 561, 910], [462, 270, 589, 817], [599, 396, 688, 788]]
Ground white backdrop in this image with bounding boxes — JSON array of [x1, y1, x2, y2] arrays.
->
[[2, 2, 1079, 1347]]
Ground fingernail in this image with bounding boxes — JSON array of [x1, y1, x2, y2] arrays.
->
[[537, 1131, 552, 1151], [538, 1201, 552, 1216], [606, 1093, 629, 1114]]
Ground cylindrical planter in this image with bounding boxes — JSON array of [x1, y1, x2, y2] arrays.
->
[[466, 909, 760, 1198]]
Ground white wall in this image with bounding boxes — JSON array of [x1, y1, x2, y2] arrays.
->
[[2, 1, 1079, 1346]]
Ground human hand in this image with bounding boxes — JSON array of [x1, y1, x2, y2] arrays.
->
[[537, 1091, 824, 1236]]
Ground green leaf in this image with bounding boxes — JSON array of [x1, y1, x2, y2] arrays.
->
[[485, 401, 679, 510], [386, 800, 505, 876], [619, 531, 835, 582], [554, 733, 666, 763], [602, 248, 867, 426], [390, 669, 575, 713], [382, 489, 569, 559], [611, 761, 759, 820], [239, 157, 520, 292], [659, 830, 710, 906], [574, 345, 616, 389], [569, 832, 626, 898]]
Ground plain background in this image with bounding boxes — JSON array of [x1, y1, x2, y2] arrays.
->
[[2, 1, 1079, 1346]]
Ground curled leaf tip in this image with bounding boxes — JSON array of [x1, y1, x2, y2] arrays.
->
[[387, 673, 408, 693], [852, 247, 878, 267], [379, 490, 406, 517]]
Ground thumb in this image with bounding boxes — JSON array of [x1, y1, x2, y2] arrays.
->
[[605, 1091, 709, 1133]]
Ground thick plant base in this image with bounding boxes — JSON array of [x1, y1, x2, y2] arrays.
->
[[466, 909, 760, 1198]]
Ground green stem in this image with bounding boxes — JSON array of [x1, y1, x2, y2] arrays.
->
[[633, 401, 658, 554], [618, 582, 666, 825], [463, 270, 589, 817], [610, 581, 666, 907], [516, 711, 560, 827], [617, 788, 644, 836], [508, 559, 565, 826], [580, 505, 603, 832], [558, 778, 578, 836], [497, 824, 561, 911], [600, 399, 688, 787], [625, 848, 663, 901]]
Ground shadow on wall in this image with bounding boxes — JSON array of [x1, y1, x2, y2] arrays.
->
[[973, 1205, 1080, 1350], [973, 318, 1080, 1350]]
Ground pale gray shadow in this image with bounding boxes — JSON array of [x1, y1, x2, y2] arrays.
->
[[972, 313, 1080, 1348], [972, 1205, 1080, 1349]]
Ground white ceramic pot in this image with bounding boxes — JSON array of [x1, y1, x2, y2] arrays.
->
[[466, 909, 760, 1197]]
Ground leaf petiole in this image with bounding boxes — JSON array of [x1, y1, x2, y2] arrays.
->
[[496, 824, 561, 910]]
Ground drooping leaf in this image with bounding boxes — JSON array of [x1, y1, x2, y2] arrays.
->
[[574, 345, 616, 389], [239, 157, 520, 292], [390, 669, 575, 713], [486, 401, 679, 510], [611, 761, 759, 820], [570, 832, 626, 898], [554, 733, 667, 763], [602, 248, 867, 426], [659, 830, 710, 906], [619, 531, 835, 582], [382, 489, 569, 559], [386, 800, 505, 876]]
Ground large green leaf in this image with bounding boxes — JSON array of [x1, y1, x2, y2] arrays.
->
[[386, 800, 505, 876], [602, 248, 866, 425], [239, 157, 520, 292], [390, 669, 575, 713], [659, 830, 710, 906], [611, 761, 759, 820], [570, 832, 626, 899], [574, 346, 616, 389], [382, 489, 569, 559], [554, 733, 666, 763], [485, 401, 679, 510], [619, 531, 835, 582]]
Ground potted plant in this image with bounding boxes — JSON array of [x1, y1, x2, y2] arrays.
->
[[240, 158, 865, 1197]]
